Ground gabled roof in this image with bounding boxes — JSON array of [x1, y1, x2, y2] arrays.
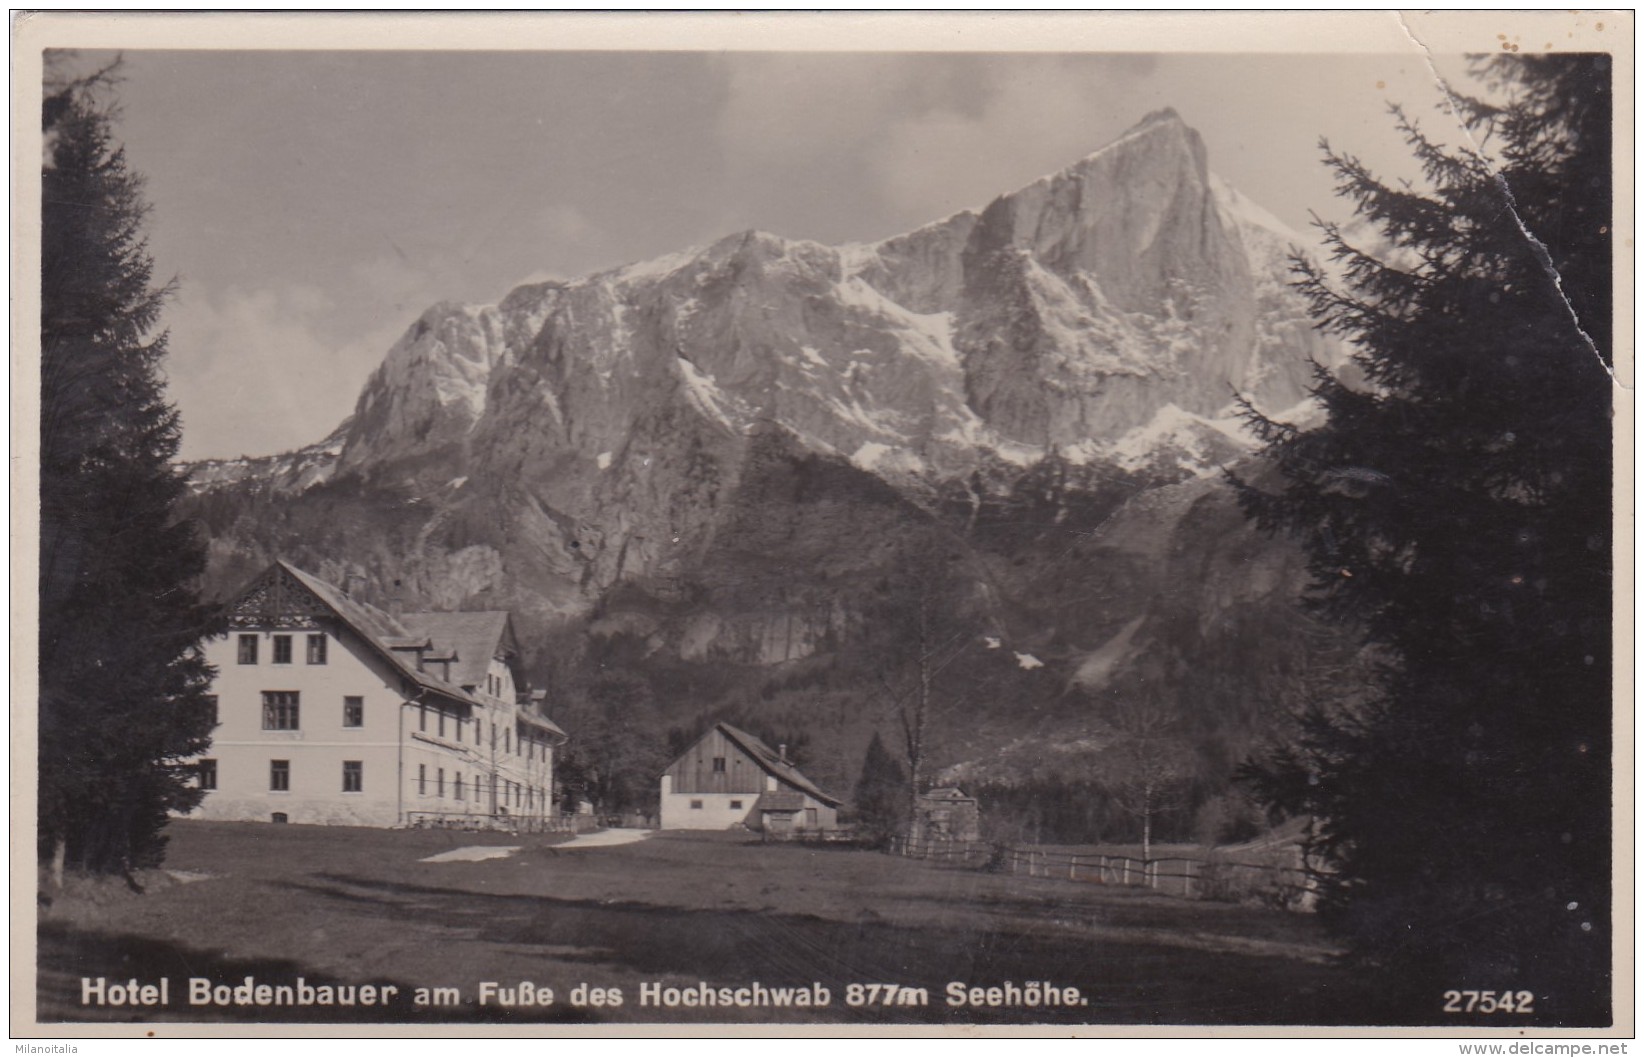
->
[[525, 714, 571, 742], [274, 561, 481, 710], [399, 610, 513, 690], [715, 723, 843, 808]]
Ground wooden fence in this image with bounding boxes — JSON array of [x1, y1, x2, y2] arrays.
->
[[759, 827, 858, 844], [886, 835, 1317, 908]]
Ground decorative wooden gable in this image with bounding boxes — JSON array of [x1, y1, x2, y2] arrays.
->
[[226, 564, 333, 629]]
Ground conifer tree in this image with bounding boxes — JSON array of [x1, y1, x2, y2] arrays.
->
[[1238, 54, 1612, 1021], [852, 732, 908, 848], [39, 57, 218, 878]]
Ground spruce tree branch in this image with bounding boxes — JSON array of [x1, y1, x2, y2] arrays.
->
[[1391, 11, 1619, 388]]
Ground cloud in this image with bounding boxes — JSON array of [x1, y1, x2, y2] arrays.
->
[[349, 247, 470, 318], [713, 54, 921, 170], [513, 269, 571, 286], [865, 57, 1151, 219], [537, 202, 601, 246], [164, 283, 402, 461], [709, 53, 1164, 237]]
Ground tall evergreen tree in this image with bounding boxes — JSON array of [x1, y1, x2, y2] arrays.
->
[[1237, 54, 1612, 1022], [852, 732, 907, 848], [39, 57, 218, 878]]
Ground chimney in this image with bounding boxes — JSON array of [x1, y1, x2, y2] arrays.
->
[[343, 571, 366, 597], [777, 743, 787, 764], [390, 578, 403, 618]]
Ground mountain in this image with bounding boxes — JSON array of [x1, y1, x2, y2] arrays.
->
[[182, 109, 1352, 826]]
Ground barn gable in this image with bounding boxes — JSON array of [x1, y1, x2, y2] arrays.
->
[[658, 722, 842, 832]]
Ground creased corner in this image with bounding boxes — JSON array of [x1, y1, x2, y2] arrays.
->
[[1392, 10, 1626, 391]]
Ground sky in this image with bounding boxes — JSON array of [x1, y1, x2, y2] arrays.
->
[[66, 39, 1485, 461]]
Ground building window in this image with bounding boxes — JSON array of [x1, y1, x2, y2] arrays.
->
[[419, 705, 427, 732], [505, 729, 511, 755], [198, 759, 218, 791], [272, 635, 292, 664], [204, 695, 219, 726], [307, 634, 328, 665], [476, 719, 483, 745], [237, 635, 258, 665], [455, 773, 465, 801], [343, 761, 363, 793], [712, 756, 726, 773], [729, 799, 743, 810], [438, 711, 446, 738], [418, 764, 427, 796], [690, 799, 704, 810], [270, 760, 290, 792], [437, 768, 445, 798], [262, 691, 300, 731], [343, 696, 364, 728]]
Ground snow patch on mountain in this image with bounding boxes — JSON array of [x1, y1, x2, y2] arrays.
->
[[611, 245, 704, 285], [676, 356, 738, 430], [1210, 172, 1311, 249], [1073, 615, 1147, 690], [834, 277, 961, 370], [850, 442, 926, 475], [1105, 403, 1257, 475], [1022, 260, 1160, 380], [184, 422, 349, 496]]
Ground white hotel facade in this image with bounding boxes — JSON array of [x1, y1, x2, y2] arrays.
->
[[189, 560, 566, 828]]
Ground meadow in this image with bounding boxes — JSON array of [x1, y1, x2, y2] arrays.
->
[[36, 820, 1473, 1028]]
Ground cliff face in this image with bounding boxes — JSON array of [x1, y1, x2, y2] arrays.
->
[[957, 110, 1263, 448], [182, 109, 1344, 789]]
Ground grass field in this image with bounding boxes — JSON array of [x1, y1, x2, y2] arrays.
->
[[30, 820, 1536, 1027]]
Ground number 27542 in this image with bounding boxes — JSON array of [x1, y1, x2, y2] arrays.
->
[[1444, 990, 1534, 1014]]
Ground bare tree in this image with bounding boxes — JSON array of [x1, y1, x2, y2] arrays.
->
[[1102, 698, 1194, 862], [871, 529, 993, 837]]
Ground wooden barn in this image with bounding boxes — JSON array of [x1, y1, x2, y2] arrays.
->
[[914, 787, 982, 842], [659, 722, 842, 834]]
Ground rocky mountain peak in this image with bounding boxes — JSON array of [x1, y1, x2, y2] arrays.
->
[[188, 107, 1336, 612]]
